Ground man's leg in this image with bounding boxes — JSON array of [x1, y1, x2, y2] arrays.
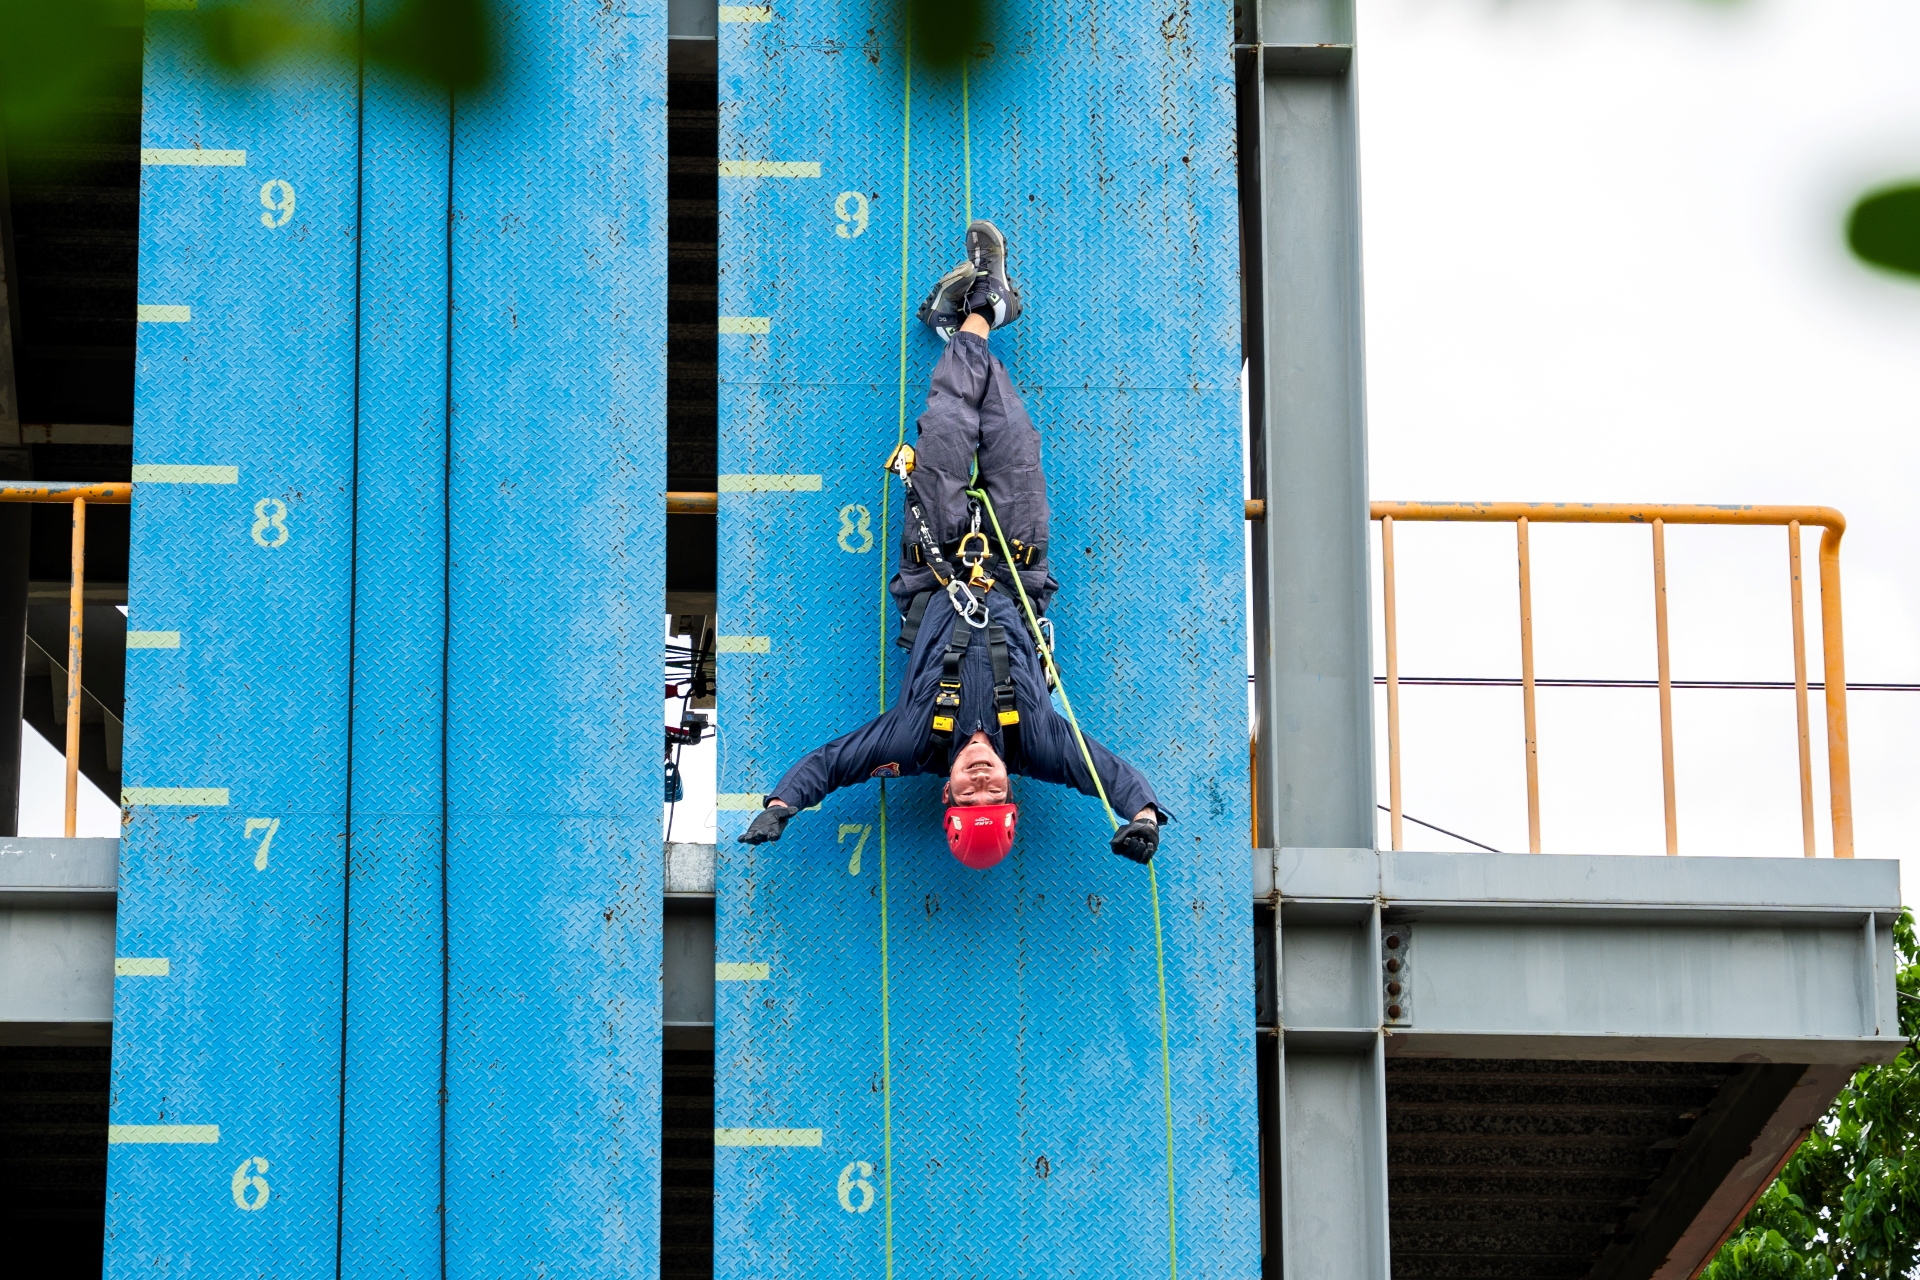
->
[[890, 327, 994, 610], [968, 334, 1056, 609]]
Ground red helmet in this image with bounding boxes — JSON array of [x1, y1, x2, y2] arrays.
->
[[945, 803, 1018, 869]]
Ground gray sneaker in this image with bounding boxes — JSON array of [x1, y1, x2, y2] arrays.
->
[[964, 219, 1023, 329], [916, 260, 977, 342]]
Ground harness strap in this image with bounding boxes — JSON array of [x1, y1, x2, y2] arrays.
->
[[895, 589, 934, 652], [909, 536, 1044, 568], [920, 615, 974, 765], [986, 623, 1023, 769]]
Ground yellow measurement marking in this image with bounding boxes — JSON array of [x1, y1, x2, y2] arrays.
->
[[718, 4, 772, 20], [716, 962, 770, 981], [718, 474, 821, 493], [715, 1128, 821, 1147], [141, 148, 245, 167], [719, 161, 821, 179], [130, 465, 238, 484], [123, 787, 229, 806], [137, 305, 191, 323], [717, 793, 765, 810], [109, 1124, 219, 1144], [115, 958, 171, 977], [126, 631, 181, 649], [715, 635, 770, 654], [718, 316, 772, 335]]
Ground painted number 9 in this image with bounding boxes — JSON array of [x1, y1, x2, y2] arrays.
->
[[834, 191, 869, 240], [837, 504, 872, 554], [259, 179, 296, 229], [837, 1160, 875, 1213], [232, 1156, 271, 1211]]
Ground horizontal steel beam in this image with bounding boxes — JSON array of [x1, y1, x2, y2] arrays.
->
[[1263, 847, 1902, 1065]]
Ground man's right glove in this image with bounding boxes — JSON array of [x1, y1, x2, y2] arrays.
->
[[738, 802, 796, 845], [1110, 815, 1160, 864]]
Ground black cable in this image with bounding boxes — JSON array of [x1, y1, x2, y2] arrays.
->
[[1358, 676, 1920, 692], [1376, 804, 1501, 853]]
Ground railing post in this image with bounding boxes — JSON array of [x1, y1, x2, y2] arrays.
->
[[1787, 522, 1816, 857], [1516, 517, 1540, 853], [1381, 516, 1402, 851], [1817, 525, 1853, 857], [65, 496, 86, 838], [1652, 518, 1677, 855]]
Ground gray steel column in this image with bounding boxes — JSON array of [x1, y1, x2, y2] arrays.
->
[[1246, 0, 1374, 851], [1244, 2, 1388, 1273]]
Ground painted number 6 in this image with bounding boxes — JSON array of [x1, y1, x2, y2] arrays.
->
[[232, 1156, 271, 1211], [834, 191, 869, 240], [259, 179, 296, 229], [837, 1160, 875, 1213]]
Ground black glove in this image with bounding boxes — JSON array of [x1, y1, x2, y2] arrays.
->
[[1110, 815, 1159, 864], [738, 803, 796, 845]]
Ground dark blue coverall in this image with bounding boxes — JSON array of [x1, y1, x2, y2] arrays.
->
[[765, 333, 1168, 822]]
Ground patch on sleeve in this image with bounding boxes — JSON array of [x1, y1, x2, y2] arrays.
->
[[869, 762, 903, 778]]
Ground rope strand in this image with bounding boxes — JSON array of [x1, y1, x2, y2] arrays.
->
[[966, 487, 1180, 1280]]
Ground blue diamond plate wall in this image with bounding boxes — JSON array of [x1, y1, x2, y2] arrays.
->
[[713, 2, 1256, 1276], [109, 5, 667, 1276]]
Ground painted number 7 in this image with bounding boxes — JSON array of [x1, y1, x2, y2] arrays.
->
[[838, 824, 871, 876], [245, 818, 279, 870]]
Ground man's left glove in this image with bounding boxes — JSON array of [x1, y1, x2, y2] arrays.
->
[[1110, 815, 1159, 864], [738, 802, 796, 845]]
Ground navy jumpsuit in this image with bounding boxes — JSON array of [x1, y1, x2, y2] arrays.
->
[[765, 333, 1168, 822]]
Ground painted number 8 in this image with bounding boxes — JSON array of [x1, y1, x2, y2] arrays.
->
[[252, 498, 289, 548], [837, 504, 872, 554], [837, 1160, 875, 1213], [232, 1156, 271, 1211], [834, 191, 869, 240], [259, 179, 296, 229]]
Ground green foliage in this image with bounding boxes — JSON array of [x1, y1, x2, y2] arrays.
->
[[900, 0, 990, 73], [199, 0, 493, 92], [0, 0, 494, 161], [1847, 185, 1920, 282], [1703, 909, 1920, 1279]]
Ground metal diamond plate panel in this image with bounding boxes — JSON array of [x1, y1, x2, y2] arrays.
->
[[110, 25, 358, 1280], [112, 5, 668, 1277], [715, 3, 1256, 1277], [445, 3, 669, 1273], [340, 71, 452, 1277]]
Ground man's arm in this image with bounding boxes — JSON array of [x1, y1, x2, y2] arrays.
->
[[744, 711, 917, 842], [1017, 709, 1170, 827]]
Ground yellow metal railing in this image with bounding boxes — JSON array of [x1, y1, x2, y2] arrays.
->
[[0, 482, 134, 837], [1372, 502, 1852, 858]]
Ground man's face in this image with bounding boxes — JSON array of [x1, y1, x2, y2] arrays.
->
[[945, 732, 1010, 806]]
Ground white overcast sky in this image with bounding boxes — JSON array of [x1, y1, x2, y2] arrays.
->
[[29, 0, 1920, 900], [1358, 0, 1920, 893]]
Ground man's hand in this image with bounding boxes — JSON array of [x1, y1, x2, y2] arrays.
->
[[738, 801, 796, 845], [1110, 811, 1160, 864]]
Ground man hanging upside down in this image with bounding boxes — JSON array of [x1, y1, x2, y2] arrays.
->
[[737, 220, 1167, 867]]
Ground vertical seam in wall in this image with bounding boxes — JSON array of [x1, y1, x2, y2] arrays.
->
[[336, 15, 366, 1279], [438, 86, 455, 1280]]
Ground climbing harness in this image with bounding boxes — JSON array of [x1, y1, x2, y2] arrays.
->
[[886, 442, 989, 629], [918, 614, 1024, 770]]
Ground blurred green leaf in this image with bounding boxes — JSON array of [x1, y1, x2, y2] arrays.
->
[[901, 0, 989, 73], [365, 0, 492, 92], [0, 0, 143, 148], [1848, 184, 1920, 281]]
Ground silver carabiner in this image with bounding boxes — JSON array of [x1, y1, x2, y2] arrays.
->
[[947, 580, 990, 629]]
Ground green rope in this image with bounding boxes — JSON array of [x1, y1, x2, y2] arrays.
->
[[964, 486, 1180, 1280], [875, 20, 914, 1280]]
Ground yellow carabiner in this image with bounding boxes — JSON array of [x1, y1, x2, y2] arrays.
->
[[884, 442, 917, 476]]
